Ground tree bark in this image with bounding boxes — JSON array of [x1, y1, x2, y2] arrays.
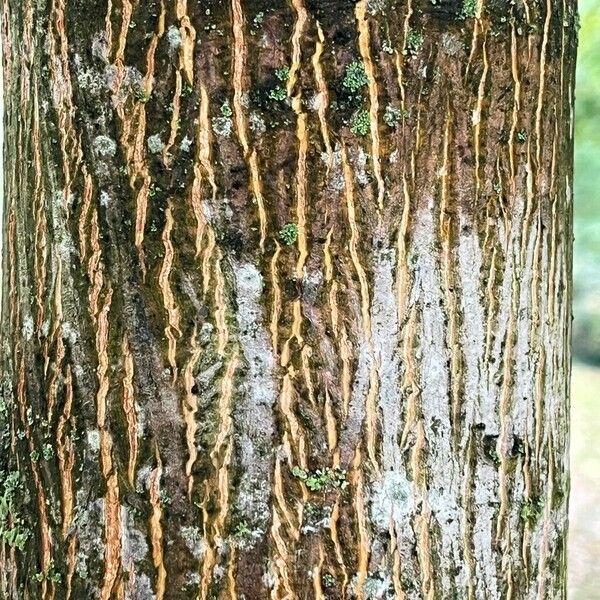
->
[[0, 0, 577, 598]]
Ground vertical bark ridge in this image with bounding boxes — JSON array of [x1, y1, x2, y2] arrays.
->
[[355, 0, 385, 211], [231, 0, 267, 252]]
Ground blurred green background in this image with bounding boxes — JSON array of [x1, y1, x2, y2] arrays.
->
[[570, 0, 600, 597], [574, 0, 600, 364]]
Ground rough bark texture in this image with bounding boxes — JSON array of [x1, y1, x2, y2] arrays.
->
[[0, 0, 577, 598]]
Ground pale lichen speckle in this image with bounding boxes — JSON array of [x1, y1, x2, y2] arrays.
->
[[442, 33, 463, 56], [180, 526, 205, 559], [167, 25, 182, 49], [86, 429, 100, 452], [369, 471, 411, 532], [250, 112, 266, 135], [180, 136, 193, 152], [212, 116, 233, 138], [147, 134, 165, 154], [93, 135, 117, 157], [62, 321, 79, 345]]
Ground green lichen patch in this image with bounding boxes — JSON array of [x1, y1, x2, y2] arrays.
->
[[268, 66, 290, 102], [250, 10, 266, 35], [520, 497, 544, 523], [343, 61, 369, 93], [211, 101, 235, 136], [0, 471, 30, 551], [230, 519, 263, 550], [292, 466, 348, 492], [33, 560, 62, 584], [231, 520, 252, 547], [460, 0, 477, 19], [404, 29, 424, 56], [351, 110, 371, 136], [268, 86, 288, 102], [220, 100, 233, 118], [275, 66, 290, 82], [134, 86, 152, 103], [279, 223, 298, 245]]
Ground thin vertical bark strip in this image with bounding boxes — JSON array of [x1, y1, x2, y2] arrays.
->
[[0, 0, 576, 598]]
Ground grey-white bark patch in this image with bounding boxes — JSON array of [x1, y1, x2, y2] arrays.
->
[[195, 360, 223, 391], [302, 269, 323, 305], [367, 0, 388, 16], [412, 205, 463, 591], [51, 192, 76, 261], [513, 217, 538, 442], [456, 214, 487, 433], [232, 262, 276, 527], [472, 502, 499, 598], [349, 571, 393, 598], [250, 112, 266, 135], [365, 243, 417, 580], [125, 574, 155, 600], [91, 33, 110, 63], [121, 506, 148, 566], [199, 322, 214, 345], [340, 244, 387, 464], [136, 465, 152, 494], [21, 315, 34, 341], [322, 146, 344, 191], [62, 321, 78, 345], [308, 92, 323, 112], [371, 248, 402, 470], [74, 496, 105, 582], [104, 64, 144, 107], [184, 572, 201, 588], [351, 148, 370, 186]]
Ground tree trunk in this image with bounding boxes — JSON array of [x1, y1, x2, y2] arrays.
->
[[0, 0, 577, 598]]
